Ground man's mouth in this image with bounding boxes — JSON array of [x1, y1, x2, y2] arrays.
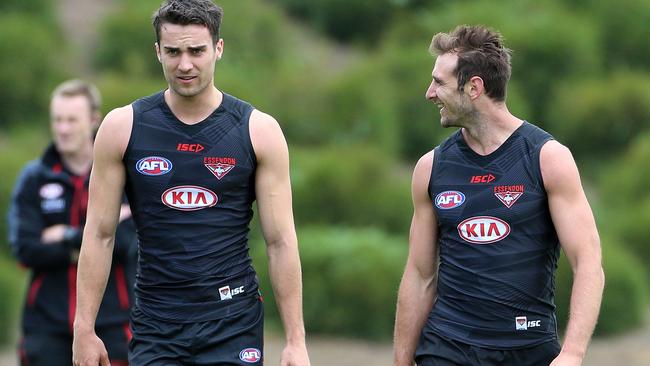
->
[[177, 76, 197, 83]]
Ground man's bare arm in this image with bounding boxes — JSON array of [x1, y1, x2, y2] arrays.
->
[[394, 151, 439, 366], [73, 106, 133, 366], [250, 110, 310, 366], [542, 141, 604, 365]]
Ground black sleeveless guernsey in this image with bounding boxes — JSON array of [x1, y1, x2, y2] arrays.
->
[[123, 91, 259, 322], [426, 122, 560, 349]]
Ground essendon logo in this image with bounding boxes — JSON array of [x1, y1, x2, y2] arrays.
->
[[239, 348, 262, 363], [494, 185, 525, 208], [219, 286, 232, 300], [177, 143, 205, 153], [435, 191, 465, 210], [516, 316, 528, 330], [470, 174, 496, 183], [204, 157, 236, 180], [515, 315, 541, 330], [161, 185, 217, 211], [136, 156, 172, 176], [457, 216, 510, 244]]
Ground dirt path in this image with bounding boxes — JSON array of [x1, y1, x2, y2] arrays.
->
[[2, 322, 648, 366], [55, 0, 118, 76], [263, 319, 650, 366]]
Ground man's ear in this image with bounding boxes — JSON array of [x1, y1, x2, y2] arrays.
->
[[215, 38, 224, 60], [155, 42, 162, 63], [466, 76, 485, 100]]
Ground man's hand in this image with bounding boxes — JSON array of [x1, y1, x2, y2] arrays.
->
[[72, 328, 110, 366], [118, 204, 132, 222], [280, 342, 310, 366], [41, 224, 67, 244], [549, 351, 583, 366]]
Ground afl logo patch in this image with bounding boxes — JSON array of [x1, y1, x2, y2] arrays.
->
[[136, 156, 172, 176], [457, 216, 510, 244], [161, 185, 217, 211], [435, 191, 465, 210], [239, 348, 262, 363], [39, 183, 64, 199]]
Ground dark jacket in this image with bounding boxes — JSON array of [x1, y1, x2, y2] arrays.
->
[[8, 144, 136, 335]]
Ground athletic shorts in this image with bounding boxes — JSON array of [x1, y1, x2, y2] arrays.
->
[[19, 325, 130, 366], [415, 330, 561, 366], [129, 297, 264, 365]]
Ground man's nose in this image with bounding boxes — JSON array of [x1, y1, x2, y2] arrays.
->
[[425, 82, 437, 101], [178, 53, 193, 72]]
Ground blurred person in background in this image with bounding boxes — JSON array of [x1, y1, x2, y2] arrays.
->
[[8, 79, 136, 366], [72, 0, 309, 365], [394, 25, 604, 366]]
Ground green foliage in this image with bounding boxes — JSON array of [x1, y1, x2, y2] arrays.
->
[[96, 74, 166, 113], [554, 237, 648, 336], [589, 0, 650, 70], [291, 146, 412, 235], [274, 0, 395, 43], [547, 72, 650, 164], [0, 0, 56, 21], [598, 132, 650, 281], [94, 0, 162, 78], [0, 14, 66, 128], [252, 226, 407, 340], [0, 254, 27, 346]]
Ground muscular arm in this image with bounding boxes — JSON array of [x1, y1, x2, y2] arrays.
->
[[73, 106, 133, 366], [250, 110, 309, 365], [541, 141, 604, 364], [394, 151, 439, 366]]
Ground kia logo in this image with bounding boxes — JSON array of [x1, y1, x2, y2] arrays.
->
[[161, 185, 217, 211], [457, 216, 510, 244]]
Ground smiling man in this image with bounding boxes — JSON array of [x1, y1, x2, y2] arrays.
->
[[393, 25, 604, 366], [72, 1, 310, 365]]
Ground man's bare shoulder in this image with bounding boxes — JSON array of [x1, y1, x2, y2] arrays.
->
[[249, 109, 280, 131], [411, 150, 435, 198], [540, 140, 580, 192], [248, 109, 286, 161], [95, 105, 134, 158], [413, 150, 435, 180]]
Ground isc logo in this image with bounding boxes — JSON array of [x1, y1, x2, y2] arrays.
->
[[136, 156, 172, 176], [219, 285, 245, 300], [435, 191, 465, 210], [239, 348, 261, 363], [457, 216, 510, 244], [470, 174, 496, 183], [161, 186, 217, 211], [177, 143, 205, 152]]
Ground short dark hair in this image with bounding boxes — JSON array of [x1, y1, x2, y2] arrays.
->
[[51, 79, 101, 114], [430, 25, 512, 102], [152, 0, 223, 44]]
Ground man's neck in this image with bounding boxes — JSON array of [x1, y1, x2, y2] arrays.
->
[[165, 85, 223, 125], [461, 104, 523, 156], [61, 143, 93, 176]]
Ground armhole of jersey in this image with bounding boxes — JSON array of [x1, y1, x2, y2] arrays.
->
[[535, 137, 554, 194], [122, 104, 139, 163], [427, 146, 440, 200], [244, 107, 257, 170]]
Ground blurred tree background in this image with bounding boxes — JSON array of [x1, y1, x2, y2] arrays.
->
[[1, 0, 649, 345]]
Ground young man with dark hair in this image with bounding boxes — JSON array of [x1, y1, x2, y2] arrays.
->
[[72, 1, 310, 365], [9, 79, 136, 366], [394, 25, 604, 366]]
